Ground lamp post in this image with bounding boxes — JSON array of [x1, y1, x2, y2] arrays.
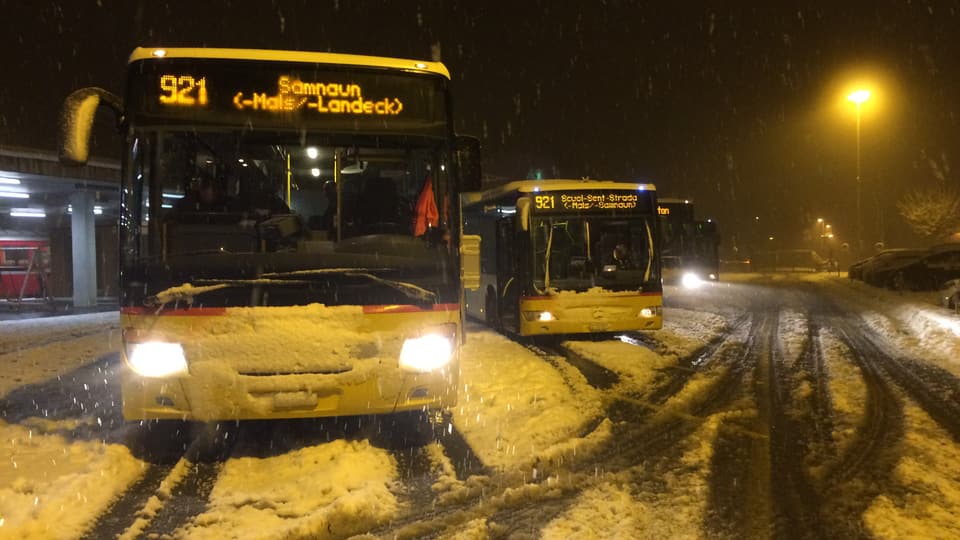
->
[[817, 218, 824, 254], [847, 89, 871, 258]]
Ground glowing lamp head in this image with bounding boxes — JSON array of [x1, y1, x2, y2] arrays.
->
[[152, 49, 167, 57], [847, 89, 871, 104], [538, 311, 556, 322]]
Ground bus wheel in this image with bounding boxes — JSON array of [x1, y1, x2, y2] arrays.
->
[[485, 289, 501, 330]]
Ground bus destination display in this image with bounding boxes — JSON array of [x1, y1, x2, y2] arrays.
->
[[128, 59, 446, 134], [158, 73, 405, 117], [532, 190, 653, 213]]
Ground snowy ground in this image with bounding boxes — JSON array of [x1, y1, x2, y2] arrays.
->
[[1, 275, 959, 538]]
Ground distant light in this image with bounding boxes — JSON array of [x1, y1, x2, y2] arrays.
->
[[161, 203, 173, 209], [817, 218, 823, 223], [848, 89, 871, 104], [684, 199, 689, 204], [311, 168, 321, 177], [67, 204, 105, 214], [415, 62, 428, 69], [755, 216, 760, 221], [826, 224, 832, 229], [242, 163, 249, 167], [637, 185, 645, 191], [0, 177, 20, 185], [768, 236, 775, 241], [10, 208, 45, 218], [827, 233, 834, 238], [707, 218, 712, 223], [306, 147, 319, 159], [152, 49, 167, 57], [440, 164, 446, 171], [533, 186, 540, 193], [681, 272, 703, 289], [162, 192, 185, 199], [0, 191, 29, 199], [538, 311, 555, 322]]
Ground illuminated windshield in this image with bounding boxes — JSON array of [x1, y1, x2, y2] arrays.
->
[[120, 129, 457, 307], [531, 216, 658, 292]]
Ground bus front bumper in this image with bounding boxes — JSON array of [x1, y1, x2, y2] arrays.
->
[[120, 363, 457, 421], [518, 294, 663, 336]]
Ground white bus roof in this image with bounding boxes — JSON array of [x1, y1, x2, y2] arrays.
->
[[128, 47, 451, 79], [463, 179, 657, 206]]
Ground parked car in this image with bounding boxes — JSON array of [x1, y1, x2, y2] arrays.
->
[[874, 246, 960, 291], [848, 257, 871, 280], [860, 249, 927, 286], [941, 279, 960, 314]]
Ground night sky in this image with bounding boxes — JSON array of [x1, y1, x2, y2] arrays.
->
[[1, 0, 958, 251]]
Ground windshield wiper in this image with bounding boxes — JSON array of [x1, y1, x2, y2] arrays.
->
[[261, 268, 438, 303], [145, 283, 234, 309]]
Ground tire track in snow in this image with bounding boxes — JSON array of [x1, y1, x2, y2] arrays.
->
[[798, 317, 837, 457], [117, 422, 237, 539], [815, 321, 903, 538], [487, 315, 763, 536], [845, 319, 960, 442], [704, 312, 775, 539], [766, 310, 825, 539], [373, 315, 760, 538]]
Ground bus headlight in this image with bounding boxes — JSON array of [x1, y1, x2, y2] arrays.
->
[[681, 272, 704, 289], [399, 332, 454, 373], [522, 311, 556, 322], [127, 342, 188, 377], [639, 306, 661, 318]]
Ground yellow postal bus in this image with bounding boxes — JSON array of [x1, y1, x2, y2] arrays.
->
[[59, 47, 480, 423], [462, 180, 662, 336]]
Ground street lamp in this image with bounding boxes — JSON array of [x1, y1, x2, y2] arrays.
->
[[848, 89, 871, 258]]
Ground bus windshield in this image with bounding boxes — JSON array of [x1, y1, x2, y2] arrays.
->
[[531, 216, 658, 292], [121, 128, 457, 308]]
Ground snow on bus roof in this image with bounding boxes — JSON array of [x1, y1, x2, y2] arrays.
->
[[462, 179, 657, 206], [128, 47, 450, 79]]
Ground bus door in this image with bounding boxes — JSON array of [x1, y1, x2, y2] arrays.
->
[[496, 216, 521, 332]]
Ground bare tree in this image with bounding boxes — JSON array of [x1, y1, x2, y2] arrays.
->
[[897, 185, 960, 240]]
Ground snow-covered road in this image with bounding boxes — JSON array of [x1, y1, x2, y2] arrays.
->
[[2, 275, 960, 539]]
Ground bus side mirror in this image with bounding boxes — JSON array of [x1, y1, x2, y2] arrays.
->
[[455, 135, 482, 192], [460, 234, 481, 290], [516, 197, 531, 232], [58, 87, 123, 166]]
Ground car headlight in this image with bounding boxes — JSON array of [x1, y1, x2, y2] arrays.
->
[[681, 272, 704, 289], [127, 341, 189, 377], [399, 331, 454, 373]]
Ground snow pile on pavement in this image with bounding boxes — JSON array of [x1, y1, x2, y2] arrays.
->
[[0, 420, 144, 540], [660, 308, 729, 358], [456, 329, 604, 471], [806, 275, 960, 376], [176, 439, 397, 540], [864, 403, 960, 539], [0, 313, 120, 399], [563, 340, 670, 390], [542, 414, 725, 539], [816, 329, 866, 477]]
